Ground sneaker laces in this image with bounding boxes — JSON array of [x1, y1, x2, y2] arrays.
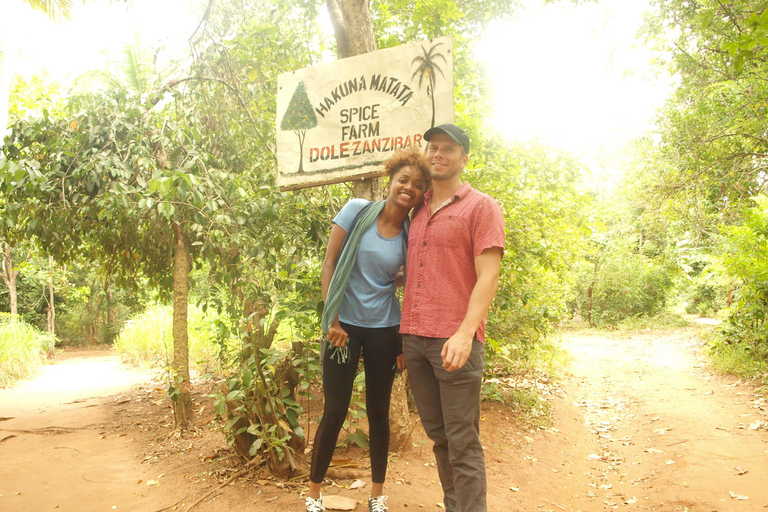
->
[[306, 495, 324, 512], [369, 495, 388, 512]]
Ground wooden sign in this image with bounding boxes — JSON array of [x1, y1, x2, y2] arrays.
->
[[276, 36, 453, 190]]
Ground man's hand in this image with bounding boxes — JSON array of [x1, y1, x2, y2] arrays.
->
[[441, 332, 473, 372], [328, 317, 348, 347], [396, 353, 406, 371]]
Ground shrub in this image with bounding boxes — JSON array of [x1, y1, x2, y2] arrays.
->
[[0, 313, 56, 387]]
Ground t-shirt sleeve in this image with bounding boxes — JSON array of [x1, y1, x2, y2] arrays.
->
[[472, 196, 506, 259], [333, 198, 370, 232]]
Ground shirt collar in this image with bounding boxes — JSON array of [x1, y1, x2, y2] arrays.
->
[[423, 181, 473, 203]]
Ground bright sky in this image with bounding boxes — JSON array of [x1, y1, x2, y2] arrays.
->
[[477, 0, 670, 157], [1, 0, 199, 82], [2, 0, 669, 160]]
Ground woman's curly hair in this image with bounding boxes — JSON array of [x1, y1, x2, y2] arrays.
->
[[383, 145, 431, 189]]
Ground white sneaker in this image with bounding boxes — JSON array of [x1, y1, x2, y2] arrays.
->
[[368, 495, 388, 512], [305, 494, 324, 512]]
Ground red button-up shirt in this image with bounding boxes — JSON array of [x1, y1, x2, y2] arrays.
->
[[400, 182, 505, 342]]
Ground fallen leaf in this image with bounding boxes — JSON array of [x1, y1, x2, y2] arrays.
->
[[665, 460, 675, 465], [729, 491, 749, 500], [734, 467, 748, 475], [349, 480, 366, 490], [436, 503, 445, 510], [147, 480, 159, 486], [625, 497, 637, 505], [266, 496, 278, 502], [510, 486, 519, 492]]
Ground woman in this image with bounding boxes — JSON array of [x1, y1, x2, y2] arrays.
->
[[306, 146, 430, 512]]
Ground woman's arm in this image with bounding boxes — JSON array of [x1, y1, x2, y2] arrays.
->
[[322, 224, 349, 347]]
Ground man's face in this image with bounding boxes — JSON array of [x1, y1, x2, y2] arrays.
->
[[425, 133, 468, 182]]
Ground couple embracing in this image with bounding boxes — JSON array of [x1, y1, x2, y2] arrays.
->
[[307, 124, 506, 512]]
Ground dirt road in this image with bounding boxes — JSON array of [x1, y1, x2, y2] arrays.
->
[[527, 326, 768, 512], [1, 327, 767, 512]]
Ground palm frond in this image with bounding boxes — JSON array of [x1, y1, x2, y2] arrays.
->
[[24, 0, 74, 22]]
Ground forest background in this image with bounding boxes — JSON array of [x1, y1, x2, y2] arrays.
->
[[2, 0, 768, 477]]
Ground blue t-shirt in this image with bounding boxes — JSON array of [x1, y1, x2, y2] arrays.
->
[[333, 198, 404, 328]]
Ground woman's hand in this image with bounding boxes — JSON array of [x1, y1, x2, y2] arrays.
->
[[328, 318, 348, 347]]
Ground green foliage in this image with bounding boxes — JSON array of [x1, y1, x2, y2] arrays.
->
[[113, 304, 235, 374], [339, 370, 369, 449], [712, 194, 768, 368], [571, 246, 675, 327], [8, 72, 65, 123], [213, 347, 309, 473], [476, 140, 594, 347], [0, 314, 56, 387], [639, 1, 768, 238]]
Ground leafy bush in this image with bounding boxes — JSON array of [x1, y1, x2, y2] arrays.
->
[[571, 249, 676, 327], [712, 194, 768, 374], [213, 347, 311, 477], [0, 314, 56, 387]]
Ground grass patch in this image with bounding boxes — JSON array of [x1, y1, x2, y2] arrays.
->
[[708, 331, 768, 386], [615, 311, 691, 331], [0, 314, 56, 387], [113, 304, 235, 375], [482, 336, 567, 427]]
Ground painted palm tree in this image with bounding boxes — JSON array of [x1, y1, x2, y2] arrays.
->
[[411, 42, 447, 129]]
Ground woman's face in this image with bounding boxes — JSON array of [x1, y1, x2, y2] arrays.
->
[[387, 165, 427, 209]]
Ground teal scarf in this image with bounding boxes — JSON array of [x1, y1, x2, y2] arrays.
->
[[321, 200, 409, 335]]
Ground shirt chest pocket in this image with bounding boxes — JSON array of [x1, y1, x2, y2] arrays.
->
[[434, 216, 468, 247]]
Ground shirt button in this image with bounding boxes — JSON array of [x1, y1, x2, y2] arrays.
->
[[413, 304, 417, 308], [419, 262, 424, 267], [448, 215, 452, 219], [422, 241, 427, 246], [417, 284, 421, 288], [427, 221, 431, 226]]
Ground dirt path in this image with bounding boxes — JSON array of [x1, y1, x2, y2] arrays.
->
[[0, 350, 166, 511], [524, 326, 768, 512], [1, 327, 767, 512]]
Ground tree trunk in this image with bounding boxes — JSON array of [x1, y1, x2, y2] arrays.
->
[[104, 276, 116, 344], [47, 255, 55, 336], [172, 222, 194, 429], [86, 284, 95, 346], [586, 249, 600, 327], [389, 373, 411, 451], [241, 298, 281, 362], [326, 0, 409, 447], [326, 0, 383, 201], [1, 242, 19, 317]]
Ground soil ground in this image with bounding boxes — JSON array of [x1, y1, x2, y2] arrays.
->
[[1, 323, 767, 512]]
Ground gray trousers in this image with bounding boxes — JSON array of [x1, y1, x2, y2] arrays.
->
[[404, 334, 487, 512]]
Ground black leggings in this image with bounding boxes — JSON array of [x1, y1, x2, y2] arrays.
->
[[310, 322, 400, 484]]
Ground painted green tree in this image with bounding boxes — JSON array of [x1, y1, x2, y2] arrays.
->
[[280, 81, 317, 173], [411, 42, 447, 129]]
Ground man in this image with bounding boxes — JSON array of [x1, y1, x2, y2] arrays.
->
[[400, 124, 505, 512]]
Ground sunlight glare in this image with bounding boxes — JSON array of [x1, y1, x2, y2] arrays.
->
[[477, 0, 670, 156]]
